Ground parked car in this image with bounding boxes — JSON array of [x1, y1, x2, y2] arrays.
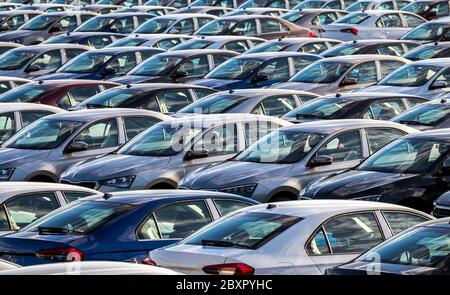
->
[[73, 83, 216, 113], [144, 0, 195, 9], [60, 114, 291, 191], [0, 182, 97, 235], [282, 9, 349, 36], [392, 99, 450, 130], [283, 93, 428, 123], [401, 0, 450, 20], [74, 13, 155, 34], [0, 190, 259, 265], [170, 36, 265, 54], [238, 0, 300, 9], [0, 80, 119, 109], [38, 47, 164, 81], [400, 17, 450, 43], [274, 55, 409, 95], [321, 39, 420, 57], [43, 32, 126, 49], [191, 52, 322, 90], [16, 3, 73, 12], [115, 5, 176, 15], [0, 11, 98, 45], [224, 7, 288, 17], [175, 89, 319, 117], [0, 77, 31, 95], [433, 191, 450, 217], [107, 33, 192, 50], [148, 200, 432, 274], [173, 5, 234, 16], [0, 42, 23, 56], [328, 218, 449, 275], [320, 10, 427, 41], [194, 15, 313, 39], [76, 4, 122, 14], [110, 49, 239, 84], [245, 37, 341, 55], [0, 3, 23, 11], [0, 10, 42, 33], [133, 14, 217, 35], [403, 42, 450, 60], [0, 259, 19, 271], [301, 129, 450, 212], [346, 0, 412, 12], [293, 0, 355, 10]]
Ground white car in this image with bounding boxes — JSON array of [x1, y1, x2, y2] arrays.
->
[[0, 259, 18, 271], [320, 10, 426, 41], [346, 0, 412, 12], [148, 200, 433, 275]]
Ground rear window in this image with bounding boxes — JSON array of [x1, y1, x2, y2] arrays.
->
[[336, 13, 369, 24], [185, 211, 302, 250]]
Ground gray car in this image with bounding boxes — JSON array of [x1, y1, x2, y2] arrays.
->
[[0, 76, 31, 94], [60, 114, 291, 191], [281, 9, 349, 35], [0, 109, 170, 182], [244, 37, 342, 55], [273, 55, 410, 95], [170, 36, 266, 54], [320, 39, 420, 57], [179, 120, 417, 202], [107, 33, 193, 50], [391, 99, 450, 130], [133, 13, 217, 35]]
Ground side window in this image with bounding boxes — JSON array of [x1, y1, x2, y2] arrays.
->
[[153, 201, 212, 239], [21, 111, 52, 127], [299, 42, 328, 54], [178, 56, 209, 76], [314, 12, 338, 25], [155, 39, 181, 50], [197, 17, 213, 28], [380, 60, 406, 77], [74, 119, 119, 150], [307, 228, 331, 255], [137, 214, 160, 240], [65, 49, 87, 61], [107, 52, 137, 74], [260, 95, 296, 117], [170, 19, 195, 34], [140, 51, 157, 61], [324, 0, 341, 9], [345, 61, 377, 84], [193, 88, 215, 99], [80, 14, 95, 23], [243, 121, 280, 146], [232, 20, 257, 35], [63, 192, 93, 203], [430, 2, 449, 17], [432, 68, 450, 85], [2, 15, 25, 30], [29, 50, 62, 72], [316, 130, 362, 162], [292, 57, 315, 72], [193, 124, 238, 156], [323, 212, 384, 254], [67, 86, 101, 106], [212, 54, 232, 67], [0, 81, 11, 94], [58, 94, 74, 110], [155, 90, 193, 113], [403, 14, 425, 27], [406, 97, 426, 108], [55, 16, 77, 31], [377, 45, 405, 57], [0, 112, 15, 142], [111, 17, 135, 34], [0, 206, 9, 231], [397, 1, 411, 9], [363, 99, 407, 120], [87, 36, 112, 49], [223, 41, 250, 53], [383, 211, 430, 235], [137, 16, 153, 26], [260, 19, 281, 33], [378, 1, 394, 9], [257, 58, 290, 81], [214, 200, 252, 216], [123, 116, 159, 140], [4, 193, 59, 230], [366, 128, 406, 154]]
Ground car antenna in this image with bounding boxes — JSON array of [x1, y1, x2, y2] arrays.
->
[[441, 99, 447, 103], [126, 84, 132, 88], [267, 203, 277, 209], [353, 40, 357, 44], [67, 32, 71, 36], [435, 41, 439, 45], [229, 89, 234, 94], [336, 93, 341, 98], [38, 80, 44, 84], [103, 193, 113, 200], [135, 34, 139, 38]]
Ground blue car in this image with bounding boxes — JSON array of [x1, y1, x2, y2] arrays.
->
[[38, 47, 164, 81], [191, 52, 322, 90], [0, 190, 259, 266]]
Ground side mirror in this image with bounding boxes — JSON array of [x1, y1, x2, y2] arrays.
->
[[307, 155, 333, 167], [102, 67, 117, 77], [171, 70, 188, 79], [184, 149, 209, 161], [252, 72, 269, 83], [65, 141, 88, 153], [430, 80, 448, 90], [49, 24, 62, 33], [340, 77, 358, 86], [25, 64, 41, 73]]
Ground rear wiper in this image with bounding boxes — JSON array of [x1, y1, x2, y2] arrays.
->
[[38, 226, 83, 235], [296, 113, 324, 119], [399, 120, 432, 126], [201, 239, 250, 249]]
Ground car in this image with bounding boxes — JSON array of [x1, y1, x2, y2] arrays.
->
[[60, 114, 291, 191], [0, 3, 23, 12], [194, 15, 313, 39], [273, 55, 410, 95], [133, 14, 217, 35], [293, 0, 355, 10], [115, 5, 177, 15], [238, 0, 300, 9], [301, 129, 450, 212], [320, 10, 427, 41], [144, 0, 195, 9], [401, 0, 450, 20], [191, 52, 322, 90], [0, 44, 91, 79], [0, 11, 98, 45], [0, 190, 259, 265], [281, 9, 349, 36], [170, 35, 265, 54], [148, 200, 433, 274], [110, 49, 239, 84], [74, 12, 155, 34], [0, 182, 98, 235], [43, 32, 126, 49], [346, 0, 412, 12], [0, 103, 64, 143], [328, 218, 449, 275], [0, 80, 119, 109], [0, 42, 23, 56], [245, 37, 342, 55], [392, 99, 450, 130], [38, 47, 164, 81], [72, 83, 216, 113], [175, 89, 319, 117], [433, 191, 450, 217], [0, 77, 31, 95], [283, 93, 428, 123], [96, 0, 147, 6], [0, 10, 42, 33], [224, 7, 289, 17], [173, 5, 234, 16], [190, 0, 241, 8], [0, 108, 170, 183], [361, 58, 450, 99], [320, 39, 420, 57], [403, 41, 450, 60], [400, 17, 450, 43], [16, 3, 73, 12], [76, 4, 123, 14], [107, 33, 193, 50], [0, 259, 19, 271]]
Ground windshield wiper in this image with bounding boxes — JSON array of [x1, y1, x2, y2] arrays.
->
[[38, 226, 83, 235], [296, 113, 325, 119], [201, 239, 251, 249], [399, 120, 432, 126]]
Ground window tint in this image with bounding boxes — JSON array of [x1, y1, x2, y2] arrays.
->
[[65, 49, 87, 61], [232, 20, 257, 35], [1, 15, 25, 30], [324, 0, 341, 9], [323, 212, 384, 254], [307, 228, 331, 255], [193, 124, 238, 156], [406, 97, 426, 108], [258, 58, 290, 81], [376, 14, 402, 27], [155, 39, 181, 50], [153, 201, 212, 239], [4, 193, 59, 230], [383, 211, 429, 235], [299, 42, 328, 54], [111, 16, 135, 34], [29, 50, 62, 72], [123, 116, 159, 140], [170, 19, 194, 34], [197, 17, 213, 28], [67, 86, 101, 105], [0, 206, 9, 230], [74, 119, 118, 150], [366, 128, 406, 154], [214, 199, 252, 216], [377, 45, 405, 57], [155, 90, 193, 113], [178, 56, 209, 76], [260, 95, 296, 117], [363, 99, 406, 120], [292, 57, 315, 72], [260, 19, 281, 33], [213, 54, 232, 67], [21, 111, 52, 127], [87, 36, 112, 49], [378, 1, 394, 9], [63, 192, 92, 203], [137, 214, 160, 240], [243, 121, 280, 146], [346, 61, 377, 84], [194, 88, 215, 99], [0, 112, 15, 142], [224, 40, 250, 53], [107, 52, 137, 74], [317, 130, 362, 162], [430, 2, 449, 17], [312, 12, 338, 25], [404, 14, 425, 27], [55, 16, 77, 31], [0, 81, 11, 94], [380, 60, 406, 77]]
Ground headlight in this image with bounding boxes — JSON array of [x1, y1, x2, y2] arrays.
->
[[353, 195, 382, 202], [100, 175, 135, 189], [0, 168, 14, 181], [220, 184, 257, 197]]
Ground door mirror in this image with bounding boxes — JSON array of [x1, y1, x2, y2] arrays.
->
[[171, 70, 188, 79], [102, 67, 117, 77], [25, 64, 41, 73], [49, 24, 62, 33], [307, 155, 333, 167], [430, 80, 448, 90], [65, 141, 88, 153], [340, 77, 358, 86], [252, 72, 269, 83], [184, 149, 209, 161]]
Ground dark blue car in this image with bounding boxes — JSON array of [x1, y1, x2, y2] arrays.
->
[[37, 47, 164, 81], [190, 52, 322, 91], [0, 190, 259, 266]]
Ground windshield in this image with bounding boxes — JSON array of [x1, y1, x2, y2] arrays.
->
[[171, 40, 213, 51], [284, 98, 356, 119], [77, 17, 115, 32], [282, 12, 307, 23], [402, 23, 450, 41], [129, 55, 182, 76], [21, 15, 60, 30], [0, 50, 36, 70], [346, 1, 371, 12], [245, 41, 290, 54], [6, 119, 83, 150], [118, 123, 202, 157], [236, 130, 324, 164], [336, 12, 369, 24], [0, 84, 47, 103], [402, 1, 431, 14], [207, 58, 263, 80], [358, 138, 450, 174], [291, 61, 351, 83], [134, 18, 175, 33], [178, 94, 246, 114], [379, 64, 441, 87], [78, 88, 139, 108], [59, 53, 113, 74], [296, 0, 325, 9], [393, 103, 450, 126], [320, 43, 361, 57], [403, 45, 448, 61], [196, 19, 237, 36], [185, 211, 302, 250]]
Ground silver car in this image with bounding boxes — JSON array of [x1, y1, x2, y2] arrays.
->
[[281, 9, 349, 36], [107, 34, 193, 50], [244, 37, 342, 55], [170, 36, 266, 54], [60, 114, 291, 191], [0, 76, 31, 95], [0, 109, 170, 183], [346, 0, 413, 12], [179, 120, 417, 202]]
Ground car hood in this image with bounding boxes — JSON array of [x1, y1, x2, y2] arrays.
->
[[273, 82, 332, 95], [190, 78, 241, 90], [0, 30, 34, 41], [108, 75, 161, 84], [358, 85, 419, 95], [37, 72, 90, 80], [0, 148, 49, 167]]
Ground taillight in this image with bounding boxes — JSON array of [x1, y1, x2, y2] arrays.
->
[[340, 28, 358, 35], [142, 257, 157, 266], [36, 248, 84, 262], [308, 31, 314, 37], [203, 263, 254, 275]]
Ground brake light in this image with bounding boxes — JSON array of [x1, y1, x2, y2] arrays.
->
[[36, 248, 84, 262], [142, 257, 157, 266], [308, 31, 314, 37], [340, 28, 358, 35], [203, 263, 254, 275]]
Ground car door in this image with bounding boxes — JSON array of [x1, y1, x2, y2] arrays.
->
[[375, 13, 408, 39], [362, 98, 407, 120], [252, 95, 297, 117], [172, 55, 210, 82], [258, 18, 285, 39], [24, 49, 63, 77], [427, 67, 450, 96], [363, 127, 408, 155], [231, 19, 257, 37], [338, 61, 378, 92]]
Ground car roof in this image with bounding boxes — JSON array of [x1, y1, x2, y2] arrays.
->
[[0, 76, 30, 82], [360, 9, 417, 16], [95, 12, 154, 17], [0, 103, 65, 113], [0, 10, 42, 15], [343, 39, 419, 45], [152, 13, 217, 19], [320, 54, 409, 63], [156, 49, 238, 57], [238, 52, 321, 59], [113, 83, 213, 91], [320, 92, 428, 100], [295, 8, 348, 14], [63, 32, 126, 37], [126, 33, 192, 40], [193, 35, 265, 41], [45, 108, 171, 122], [43, 11, 98, 16], [409, 57, 450, 66], [214, 15, 281, 21], [0, 42, 23, 48], [86, 46, 164, 54], [214, 88, 319, 98], [274, 37, 341, 43], [9, 44, 91, 52], [30, 79, 119, 87], [402, 128, 450, 140]]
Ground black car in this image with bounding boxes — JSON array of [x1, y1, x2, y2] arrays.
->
[[43, 32, 126, 49], [433, 191, 450, 217], [403, 41, 450, 61], [301, 129, 450, 212], [392, 99, 450, 131], [327, 218, 450, 275], [282, 93, 428, 123], [320, 40, 420, 58]]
